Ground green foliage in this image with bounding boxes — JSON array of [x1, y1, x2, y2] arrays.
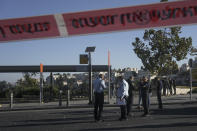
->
[[187, 88, 197, 94], [132, 0, 192, 76], [23, 87, 40, 96], [12, 73, 40, 98], [54, 73, 89, 99], [132, 27, 192, 75], [192, 88, 197, 93], [0, 81, 13, 98], [14, 86, 23, 98]]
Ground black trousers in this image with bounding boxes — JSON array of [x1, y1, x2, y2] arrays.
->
[[173, 86, 176, 95], [157, 89, 163, 109], [126, 94, 134, 116], [163, 86, 166, 96], [142, 91, 149, 115], [120, 105, 127, 119], [94, 92, 104, 120], [169, 85, 173, 95]]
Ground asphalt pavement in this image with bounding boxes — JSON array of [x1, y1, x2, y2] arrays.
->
[[0, 94, 197, 131]]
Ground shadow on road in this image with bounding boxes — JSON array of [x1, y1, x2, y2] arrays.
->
[[152, 106, 197, 116], [0, 109, 118, 128], [1, 117, 94, 128], [1, 102, 197, 130], [78, 122, 197, 131]]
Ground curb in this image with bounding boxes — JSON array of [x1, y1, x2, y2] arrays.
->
[[0, 104, 118, 112], [1, 100, 197, 112]]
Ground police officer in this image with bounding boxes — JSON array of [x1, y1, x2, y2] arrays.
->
[[93, 74, 106, 122], [137, 78, 143, 110], [169, 78, 173, 95], [155, 77, 163, 110], [162, 79, 166, 96], [116, 76, 129, 121], [126, 76, 135, 117], [172, 79, 176, 95], [139, 76, 150, 117]]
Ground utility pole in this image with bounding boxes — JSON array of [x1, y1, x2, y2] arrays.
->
[[49, 72, 53, 101], [85, 46, 96, 104], [189, 58, 193, 100], [108, 50, 111, 103], [40, 63, 43, 104], [88, 52, 93, 104]]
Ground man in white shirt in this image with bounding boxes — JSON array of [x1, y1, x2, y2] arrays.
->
[[116, 75, 129, 121], [93, 74, 106, 122]]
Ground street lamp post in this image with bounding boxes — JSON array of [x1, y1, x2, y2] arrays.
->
[[59, 88, 63, 107], [63, 81, 69, 107], [85, 46, 96, 104], [58, 76, 63, 107], [188, 58, 193, 100], [40, 64, 44, 105], [9, 85, 14, 109]]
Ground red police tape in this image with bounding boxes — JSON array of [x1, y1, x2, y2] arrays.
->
[[0, 0, 197, 42], [0, 15, 60, 42]]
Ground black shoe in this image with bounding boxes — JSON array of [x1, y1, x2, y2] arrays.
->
[[95, 119, 98, 122], [118, 117, 122, 121], [98, 119, 104, 122], [95, 118, 104, 122], [95, 118, 100, 122], [136, 106, 143, 110], [142, 113, 150, 117], [127, 113, 134, 117], [119, 117, 128, 121]]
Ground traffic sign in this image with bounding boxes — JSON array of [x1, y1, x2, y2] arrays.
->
[[80, 54, 88, 64]]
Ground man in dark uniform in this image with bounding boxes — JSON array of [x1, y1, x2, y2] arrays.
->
[[172, 79, 176, 95], [169, 78, 173, 95], [162, 79, 166, 96], [93, 74, 106, 122], [126, 76, 135, 117], [140, 76, 150, 117], [155, 77, 163, 110]]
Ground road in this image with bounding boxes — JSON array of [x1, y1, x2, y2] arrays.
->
[[0, 99, 197, 131]]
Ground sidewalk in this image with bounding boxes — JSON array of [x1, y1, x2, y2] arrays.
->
[[0, 94, 197, 112]]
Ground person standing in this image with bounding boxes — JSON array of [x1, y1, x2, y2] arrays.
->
[[162, 79, 166, 96], [137, 78, 143, 110], [116, 76, 129, 121], [169, 78, 173, 95], [147, 78, 152, 108], [126, 76, 135, 117], [172, 79, 176, 95], [140, 76, 150, 117], [93, 74, 106, 122], [155, 77, 163, 110]]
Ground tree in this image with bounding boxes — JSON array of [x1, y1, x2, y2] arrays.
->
[[132, 27, 192, 76], [0, 81, 11, 98], [22, 72, 38, 87], [190, 47, 197, 56], [14, 73, 39, 98], [132, 0, 192, 76]]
